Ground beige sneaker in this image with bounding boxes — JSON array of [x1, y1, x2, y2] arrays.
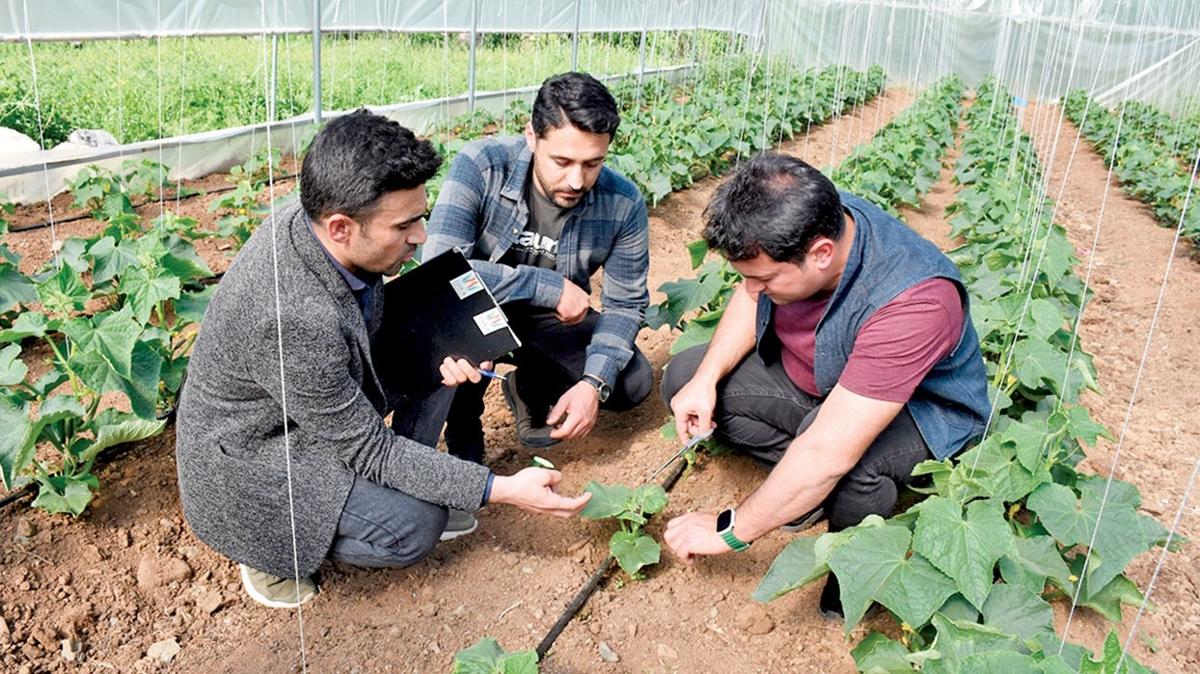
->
[[239, 564, 318, 609]]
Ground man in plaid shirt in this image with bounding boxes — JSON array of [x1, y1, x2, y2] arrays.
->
[[424, 72, 652, 462]]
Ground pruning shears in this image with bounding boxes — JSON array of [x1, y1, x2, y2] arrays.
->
[[644, 427, 715, 482]]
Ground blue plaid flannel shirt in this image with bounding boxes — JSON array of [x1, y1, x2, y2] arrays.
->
[[424, 136, 649, 387]]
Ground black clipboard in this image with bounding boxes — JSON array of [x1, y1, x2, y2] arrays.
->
[[375, 248, 521, 393]]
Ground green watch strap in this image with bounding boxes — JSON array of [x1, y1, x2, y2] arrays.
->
[[721, 529, 751, 552]]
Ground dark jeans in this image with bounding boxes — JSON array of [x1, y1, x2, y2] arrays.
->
[[327, 387, 454, 569], [444, 304, 654, 463], [661, 344, 932, 532]]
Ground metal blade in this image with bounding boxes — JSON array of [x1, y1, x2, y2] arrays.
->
[[644, 428, 714, 482]]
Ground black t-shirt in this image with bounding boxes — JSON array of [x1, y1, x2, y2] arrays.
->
[[499, 170, 571, 270]]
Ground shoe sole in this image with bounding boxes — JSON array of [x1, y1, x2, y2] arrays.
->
[[240, 565, 317, 609], [780, 507, 825, 533], [500, 375, 560, 449], [439, 517, 479, 542]]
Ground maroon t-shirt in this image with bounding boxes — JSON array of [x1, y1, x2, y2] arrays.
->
[[773, 278, 965, 402]]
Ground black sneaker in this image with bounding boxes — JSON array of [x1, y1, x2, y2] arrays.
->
[[500, 371, 558, 449], [440, 509, 479, 541], [780, 506, 826, 533], [819, 574, 844, 620]]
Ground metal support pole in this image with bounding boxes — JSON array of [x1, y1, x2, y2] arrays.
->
[[312, 0, 321, 124], [571, 0, 582, 71], [269, 34, 279, 122], [691, 0, 701, 67], [637, 6, 648, 100], [467, 0, 479, 112]]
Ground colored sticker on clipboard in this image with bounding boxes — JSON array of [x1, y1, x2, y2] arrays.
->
[[450, 270, 485, 299], [473, 307, 509, 335]]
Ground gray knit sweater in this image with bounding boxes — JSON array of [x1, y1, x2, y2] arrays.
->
[[175, 199, 489, 578]]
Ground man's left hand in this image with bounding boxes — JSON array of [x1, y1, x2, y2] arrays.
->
[[547, 381, 600, 440], [664, 512, 733, 565]]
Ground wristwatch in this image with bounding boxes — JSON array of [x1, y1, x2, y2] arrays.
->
[[716, 508, 751, 552], [581, 373, 611, 403]]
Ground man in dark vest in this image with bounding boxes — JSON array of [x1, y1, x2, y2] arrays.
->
[[176, 110, 590, 610], [659, 153, 989, 617]]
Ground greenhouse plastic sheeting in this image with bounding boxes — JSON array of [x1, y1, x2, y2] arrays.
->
[[765, 0, 1200, 111], [0, 64, 696, 205], [0, 0, 763, 40]]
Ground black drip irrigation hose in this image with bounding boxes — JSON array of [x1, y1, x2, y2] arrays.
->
[[8, 173, 298, 234], [535, 456, 690, 661]]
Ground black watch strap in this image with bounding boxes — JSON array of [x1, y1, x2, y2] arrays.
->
[[582, 374, 611, 402]]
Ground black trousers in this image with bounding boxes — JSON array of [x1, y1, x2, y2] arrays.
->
[[661, 344, 932, 532], [444, 304, 653, 463]]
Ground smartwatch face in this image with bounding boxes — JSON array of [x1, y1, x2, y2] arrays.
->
[[716, 509, 733, 532]]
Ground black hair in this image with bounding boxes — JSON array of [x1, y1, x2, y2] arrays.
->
[[702, 153, 844, 263], [300, 108, 442, 221], [531, 72, 620, 139]]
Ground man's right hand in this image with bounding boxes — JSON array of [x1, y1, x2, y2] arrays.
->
[[489, 468, 591, 518], [555, 280, 590, 325], [670, 376, 718, 443]]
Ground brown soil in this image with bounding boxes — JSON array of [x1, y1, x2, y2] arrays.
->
[[3, 86, 1195, 674]]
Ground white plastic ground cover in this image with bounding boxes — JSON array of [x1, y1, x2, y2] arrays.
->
[[0, 0, 763, 40], [765, 0, 1200, 111], [0, 64, 696, 205]]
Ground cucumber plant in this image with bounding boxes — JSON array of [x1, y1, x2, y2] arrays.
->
[[451, 637, 538, 674], [580, 481, 669, 578]]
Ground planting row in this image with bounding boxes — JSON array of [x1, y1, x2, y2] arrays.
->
[[1063, 91, 1200, 253]]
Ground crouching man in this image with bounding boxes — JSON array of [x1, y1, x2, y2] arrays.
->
[[660, 153, 989, 617], [176, 110, 590, 609]]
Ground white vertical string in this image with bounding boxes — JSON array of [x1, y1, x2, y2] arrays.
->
[[19, 0, 60, 270]]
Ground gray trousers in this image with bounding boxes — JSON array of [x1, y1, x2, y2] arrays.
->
[[662, 344, 933, 532], [327, 387, 455, 568]]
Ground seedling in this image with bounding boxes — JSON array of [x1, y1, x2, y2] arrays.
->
[[451, 637, 538, 674], [580, 481, 668, 578]]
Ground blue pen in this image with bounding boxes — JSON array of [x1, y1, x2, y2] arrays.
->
[[478, 369, 508, 381]]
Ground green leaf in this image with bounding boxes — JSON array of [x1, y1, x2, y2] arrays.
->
[[118, 265, 181, 324], [980, 583, 1053, 639], [79, 414, 166, 463], [850, 632, 913, 674], [754, 536, 826, 602], [580, 481, 633, 520], [1062, 405, 1112, 447], [36, 264, 91, 317], [913, 497, 1013, 610], [31, 476, 94, 516], [1027, 479, 1150, 592], [609, 530, 660, 576], [0, 343, 28, 386], [686, 239, 709, 270], [0, 311, 51, 343], [956, 436, 1051, 502], [1079, 631, 1153, 674], [1011, 338, 1070, 393], [1071, 564, 1145, 622], [88, 236, 140, 284], [998, 535, 1072, 595], [451, 637, 539, 674], [924, 613, 1023, 674], [92, 307, 142, 379], [1003, 419, 1053, 471], [0, 263, 37, 313], [957, 651, 1041, 673], [1025, 299, 1065, 341], [827, 523, 957, 631], [174, 285, 215, 326], [0, 396, 35, 489], [669, 320, 718, 354], [633, 483, 668, 515]]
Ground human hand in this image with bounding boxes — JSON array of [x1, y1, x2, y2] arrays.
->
[[547, 381, 600, 440], [669, 377, 718, 443], [555, 280, 590, 325], [439, 358, 492, 388], [663, 511, 732, 565], [489, 468, 591, 517]]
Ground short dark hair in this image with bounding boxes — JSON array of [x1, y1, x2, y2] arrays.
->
[[703, 153, 844, 263], [531, 72, 620, 139], [300, 109, 442, 221]]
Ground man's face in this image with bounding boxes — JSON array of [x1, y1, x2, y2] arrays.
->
[[343, 187, 428, 276], [525, 121, 610, 208], [731, 249, 833, 305]]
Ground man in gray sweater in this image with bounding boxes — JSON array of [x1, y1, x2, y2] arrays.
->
[[176, 110, 590, 609]]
